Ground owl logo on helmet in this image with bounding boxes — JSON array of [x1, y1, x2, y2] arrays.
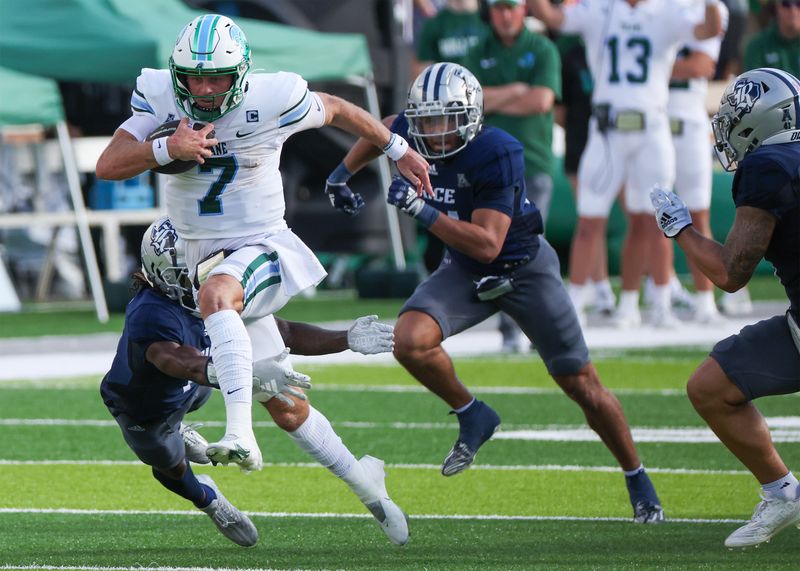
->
[[712, 68, 800, 172], [141, 217, 197, 315], [727, 79, 761, 116], [149, 218, 178, 257]]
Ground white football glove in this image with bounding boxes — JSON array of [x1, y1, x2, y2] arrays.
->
[[650, 186, 692, 238], [347, 315, 395, 354], [252, 348, 312, 406]]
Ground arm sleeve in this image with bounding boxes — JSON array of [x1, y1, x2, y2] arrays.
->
[[126, 302, 186, 372], [734, 158, 795, 220], [118, 72, 162, 140], [560, 2, 594, 35], [472, 141, 525, 217], [276, 75, 326, 139], [530, 39, 562, 100]]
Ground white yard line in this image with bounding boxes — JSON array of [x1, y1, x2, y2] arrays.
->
[[2, 417, 799, 442], [0, 507, 746, 525], [0, 459, 753, 476]]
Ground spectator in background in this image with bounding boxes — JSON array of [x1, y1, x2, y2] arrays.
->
[[744, 0, 800, 79], [529, 0, 722, 329], [716, 0, 748, 78], [549, 1, 616, 317], [665, 2, 729, 324], [413, 0, 488, 78], [464, 0, 560, 351]]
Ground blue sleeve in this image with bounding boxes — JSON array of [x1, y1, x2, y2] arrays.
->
[[734, 156, 796, 220], [127, 302, 184, 350], [471, 139, 526, 217], [390, 112, 410, 139]]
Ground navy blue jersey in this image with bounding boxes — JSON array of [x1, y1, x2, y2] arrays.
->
[[733, 143, 800, 314], [100, 287, 210, 422], [392, 114, 543, 275]]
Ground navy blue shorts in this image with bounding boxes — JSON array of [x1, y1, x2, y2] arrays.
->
[[107, 385, 212, 469], [711, 314, 800, 401], [401, 236, 589, 376]]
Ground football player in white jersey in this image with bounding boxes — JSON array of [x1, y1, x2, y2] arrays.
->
[[667, 2, 728, 323], [529, 0, 722, 327], [96, 13, 430, 512]]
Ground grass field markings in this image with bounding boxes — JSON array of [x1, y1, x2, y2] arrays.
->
[[495, 425, 800, 443], [3, 417, 799, 443], [0, 383, 689, 395], [0, 458, 753, 475], [0, 568, 294, 571], [0, 506, 748, 524]]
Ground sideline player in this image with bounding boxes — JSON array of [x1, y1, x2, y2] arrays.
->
[[96, 14, 432, 473], [650, 68, 800, 548], [665, 2, 728, 323], [101, 217, 408, 546], [325, 63, 665, 523], [529, 0, 722, 327]]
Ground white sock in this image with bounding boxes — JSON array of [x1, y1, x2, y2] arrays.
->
[[669, 275, 684, 295], [695, 290, 716, 313], [288, 406, 357, 480], [205, 309, 253, 438], [651, 285, 670, 310], [762, 472, 800, 501], [618, 290, 640, 314], [623, 464, 645, 477], [568, 283, 588, 312]]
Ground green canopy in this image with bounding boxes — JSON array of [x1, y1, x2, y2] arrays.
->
[[0, 67, 64, 126], [107, 0, 372, 81], [0, 0, 159, 83], [0, 0, 371, 84]]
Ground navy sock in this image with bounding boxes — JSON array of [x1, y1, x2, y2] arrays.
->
[[625, 470, 660, 505], [454, 400, 500, 450], [152, 463, 216, 508]]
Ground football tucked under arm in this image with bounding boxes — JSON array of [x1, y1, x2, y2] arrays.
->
[[145, 119, 215, 174]]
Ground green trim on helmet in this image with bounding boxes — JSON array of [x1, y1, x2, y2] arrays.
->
[[169, 58, 250, 122]]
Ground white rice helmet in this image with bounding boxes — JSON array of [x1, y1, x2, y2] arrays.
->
[[140, 217, 196, 315], [169, 14, 251, 122], [406, 62, 483, 159], [711, 67, 800, 171]]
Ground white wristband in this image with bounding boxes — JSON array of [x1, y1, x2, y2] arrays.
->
[[704, 0, 719, 6], [383, 133, 409, 161], [152, 138, 173, 166]]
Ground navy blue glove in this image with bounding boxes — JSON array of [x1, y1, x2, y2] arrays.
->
[[387, 176, 439, 227], [325, 180, 365, 216]]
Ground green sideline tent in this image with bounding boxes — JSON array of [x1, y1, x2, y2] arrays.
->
[[0, 67, 64, 127], [0, 0, 371, 83]]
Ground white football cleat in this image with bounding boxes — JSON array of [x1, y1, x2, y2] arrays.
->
[[197, 474, 259, 547], [724, 493, 800, 549], [206, 433, 263, 473], [180, 422, 210, 465], [350, 455, 409, 546]]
